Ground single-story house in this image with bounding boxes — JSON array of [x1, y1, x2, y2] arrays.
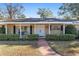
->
[[0, 18, 79, 38]]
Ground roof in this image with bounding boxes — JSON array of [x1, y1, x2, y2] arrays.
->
[[2, 18, 79, 22], [0, 18, 79, 24]]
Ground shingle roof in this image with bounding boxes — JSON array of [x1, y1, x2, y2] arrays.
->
[[2, 18, 79, 22]]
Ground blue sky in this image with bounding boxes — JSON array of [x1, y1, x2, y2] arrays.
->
[[22, 3, 62, 18], [0, 3, 62, 18]]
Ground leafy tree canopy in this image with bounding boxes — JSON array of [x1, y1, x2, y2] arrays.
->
[[59, 3, 79, 20], [37, 8, 53, 19], [0, 3, 26, 20]]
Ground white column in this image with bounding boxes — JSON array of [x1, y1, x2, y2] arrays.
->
[[5, 24, 7, 35], [63, 24, 65, 34], [27, 25, 30, 35], [34, 24, 36, 34], [19, 24, 22, 38], [49, 24, 51, 34]]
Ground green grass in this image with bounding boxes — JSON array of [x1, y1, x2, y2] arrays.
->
[[0, 41, 41, 56]]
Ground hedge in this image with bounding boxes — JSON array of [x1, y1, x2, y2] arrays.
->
[[0, 34, 19, 41], [0, 34, 7, 40], [26, 34, 39, 41], [7, 34, 19, 41], [46, 34, 76, 41], [0, 34, 39, 41]]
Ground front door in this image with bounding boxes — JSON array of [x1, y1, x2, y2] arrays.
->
[[34, 25, 45, 36]]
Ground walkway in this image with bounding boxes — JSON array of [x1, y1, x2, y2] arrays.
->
[[37, 38, 60, 56]]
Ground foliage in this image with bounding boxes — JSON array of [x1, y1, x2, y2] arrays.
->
[[7, 34, 19, 41], [46, 34, 76, 41], [65, 25, 77, 35], [17, 14, 26, 19], [37, 8, 53, 19], [0, 34, 19, 41], [0, 3, 26, 20], [26, 34, 39, 41], [59, 3, 79, 19], [0, 34, 39, 41], [0, 34, 8, 40], [63, 15, 71, 20]]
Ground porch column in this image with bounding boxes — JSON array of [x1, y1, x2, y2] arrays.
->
[[63, 24, 65, 34], [19, 24, 22, 38], [49, 24, 51, 34], [5, 24, 7, 35]]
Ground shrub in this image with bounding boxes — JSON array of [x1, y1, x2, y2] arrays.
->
[[46, 34, 76, 41], [0, 34, 39, 41], [46, 34, 58, 41], [0, 34, 19, 41], [26, 34, 39, 41], [7, 34, 19, 41], [0, 34, 7, 41], [65, 25, 77, 35]]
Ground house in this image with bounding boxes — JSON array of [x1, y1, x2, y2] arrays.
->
[[0, 18, 79, 38]]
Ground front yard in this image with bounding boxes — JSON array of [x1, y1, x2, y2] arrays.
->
[[48, 41, 79, 56], [0, 33, 79, 56], [0, 41, 41, 56]]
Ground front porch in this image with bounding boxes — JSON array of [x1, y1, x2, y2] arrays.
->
[[0, 24, 66, 38]]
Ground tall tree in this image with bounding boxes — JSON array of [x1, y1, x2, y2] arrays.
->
[[0, 3, 26, 20], [37, 8, 53, 19], [63, 15, 71, 20], [59, 3, 79, 19]]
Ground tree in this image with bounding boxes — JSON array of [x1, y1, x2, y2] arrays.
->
[[37, 8, 53, 19], [59, 3, 79, 19], [63, 15, 71, 20], [65, 25, 77, 35], [0, 3, 26, 20], [17, 14, 26, 19]]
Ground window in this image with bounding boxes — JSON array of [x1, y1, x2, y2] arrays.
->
[[50, 25, 61, 30], [22, 26, 27, 35], [22, 26, 27, 31]]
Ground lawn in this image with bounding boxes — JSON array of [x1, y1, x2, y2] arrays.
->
[[0, 41, 41, 56], [48, 41, 79, 56]]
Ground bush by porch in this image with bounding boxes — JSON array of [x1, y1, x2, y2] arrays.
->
[[46, 34, 76, 41], [0, 34, 39, 41]]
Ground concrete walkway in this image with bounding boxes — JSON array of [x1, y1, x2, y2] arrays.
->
[[37, 38, 60, 56]]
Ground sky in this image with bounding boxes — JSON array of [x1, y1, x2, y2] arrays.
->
[[22, 3, 62, 18], [0, 3, 62, 18]]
